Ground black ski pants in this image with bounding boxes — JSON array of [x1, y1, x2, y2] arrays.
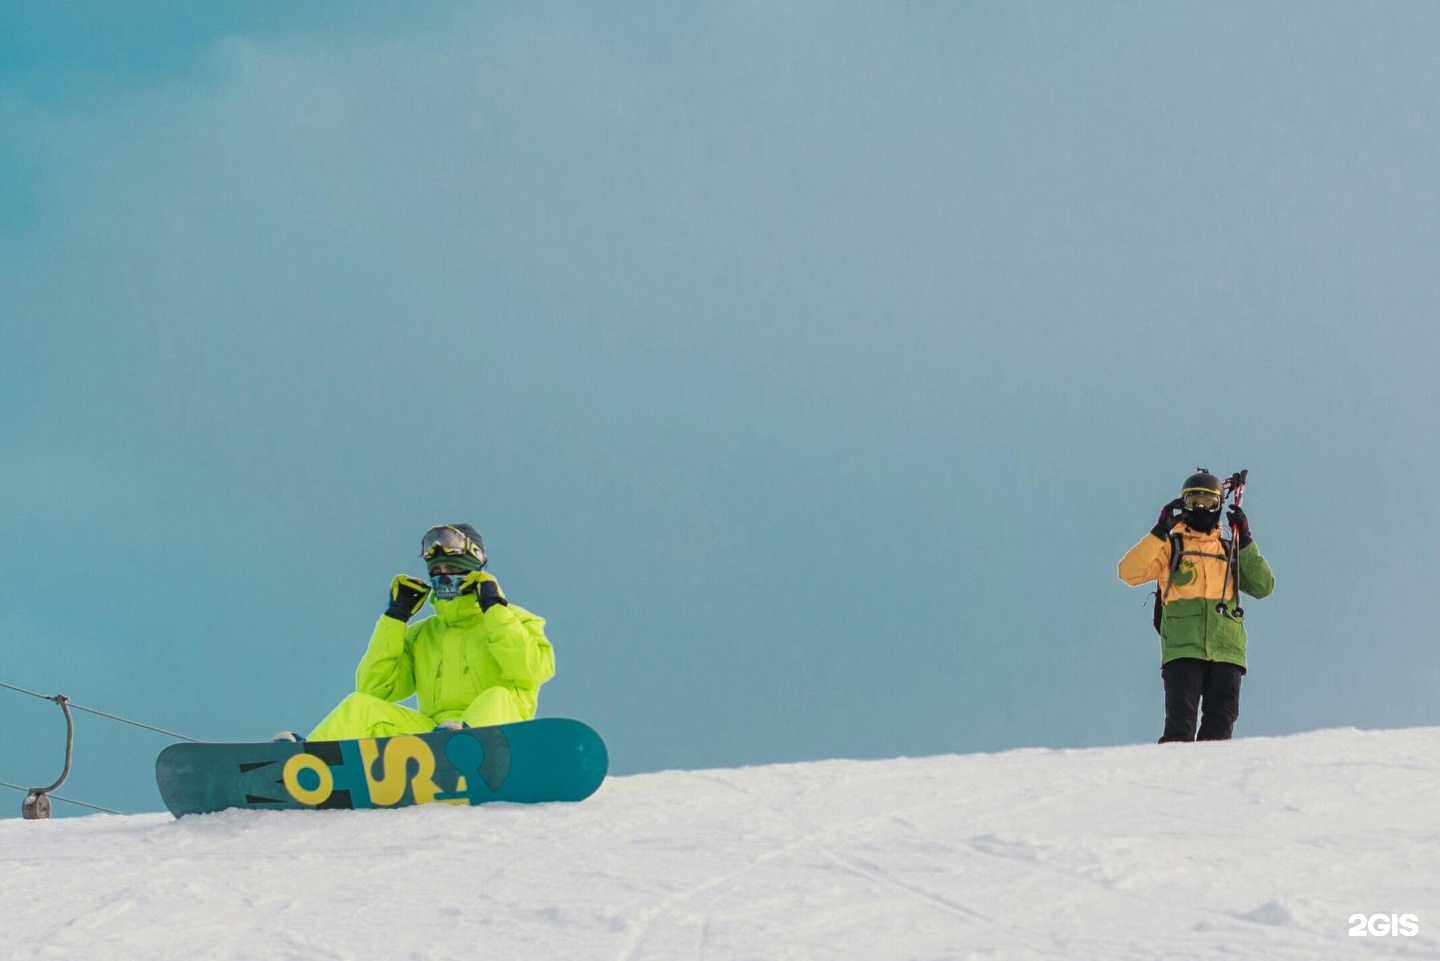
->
[[1159, 657, 1244, 743]]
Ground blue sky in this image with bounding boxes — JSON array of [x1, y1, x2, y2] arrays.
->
[[3, 2, 1438, 817]]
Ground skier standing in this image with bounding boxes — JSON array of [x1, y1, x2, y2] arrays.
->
[[294, 524, 554, 741], [1119, 471, 1274, 742]]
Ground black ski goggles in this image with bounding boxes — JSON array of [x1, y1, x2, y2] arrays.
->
[[420, 525, 486, 566], [1182, 490, 1223, 512]]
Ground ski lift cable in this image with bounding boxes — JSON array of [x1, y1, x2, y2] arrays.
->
[[0, 779, 126, 816], [0, 679, 199, 742], [2, 677, 196, 818]]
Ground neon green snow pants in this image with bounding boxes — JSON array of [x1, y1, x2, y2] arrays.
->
[[308, 688, 528, 741]]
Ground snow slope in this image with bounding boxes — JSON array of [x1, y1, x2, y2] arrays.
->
[[3, 727, 1438, 960]]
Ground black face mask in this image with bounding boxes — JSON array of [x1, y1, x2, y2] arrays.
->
[[1182, 507, 1221, 533]]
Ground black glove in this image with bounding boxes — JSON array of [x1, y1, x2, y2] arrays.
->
[[1151, 498, 1184, 540], [460, 571, 509, 613], [1226, 506, 1252, 549], [385, 574, 432, 622]]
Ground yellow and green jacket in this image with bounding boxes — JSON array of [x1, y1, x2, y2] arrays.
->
[[355, 591, 555, 723], [1118, 524, 1274, 670]]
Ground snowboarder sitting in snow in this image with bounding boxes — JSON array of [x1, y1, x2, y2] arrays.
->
[[1118, 471, 1274, 743], [288, 524, 555, 741]]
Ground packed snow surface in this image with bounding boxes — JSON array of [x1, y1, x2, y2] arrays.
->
[[3, 727, 1438, 960]]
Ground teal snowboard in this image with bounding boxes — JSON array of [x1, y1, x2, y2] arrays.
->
[[155, 717, 607, 817]]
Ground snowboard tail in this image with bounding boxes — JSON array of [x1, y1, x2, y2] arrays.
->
[[155, 717, 607, 817]]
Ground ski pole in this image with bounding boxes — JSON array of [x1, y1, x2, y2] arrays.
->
[[1223, 470, 1247, 619]]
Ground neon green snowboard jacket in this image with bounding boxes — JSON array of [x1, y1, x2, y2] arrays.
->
[[355, 591, 555, 723]]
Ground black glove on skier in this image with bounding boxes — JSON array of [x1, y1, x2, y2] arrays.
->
[[385, 574, 432, 622], [1226, 506, 1252, 549], [460, 571, 509, 613], [1151, 498, 1185, 540]]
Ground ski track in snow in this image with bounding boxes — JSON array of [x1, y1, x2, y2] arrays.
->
[[3, 727, 1439, 960]]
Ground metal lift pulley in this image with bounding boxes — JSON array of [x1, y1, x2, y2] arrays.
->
[[22, 695, 75, 820]]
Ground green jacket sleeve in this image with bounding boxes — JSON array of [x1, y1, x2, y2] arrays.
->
[[1237, 541, 1275, 599], [484, 604, 555, 690], [355, 614, 418, 702]]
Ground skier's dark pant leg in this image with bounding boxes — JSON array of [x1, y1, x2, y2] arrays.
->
[[1196, 662, 1243, 741], [1159, 658, 1205, 742], [1160, 658, 1244, 743]]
